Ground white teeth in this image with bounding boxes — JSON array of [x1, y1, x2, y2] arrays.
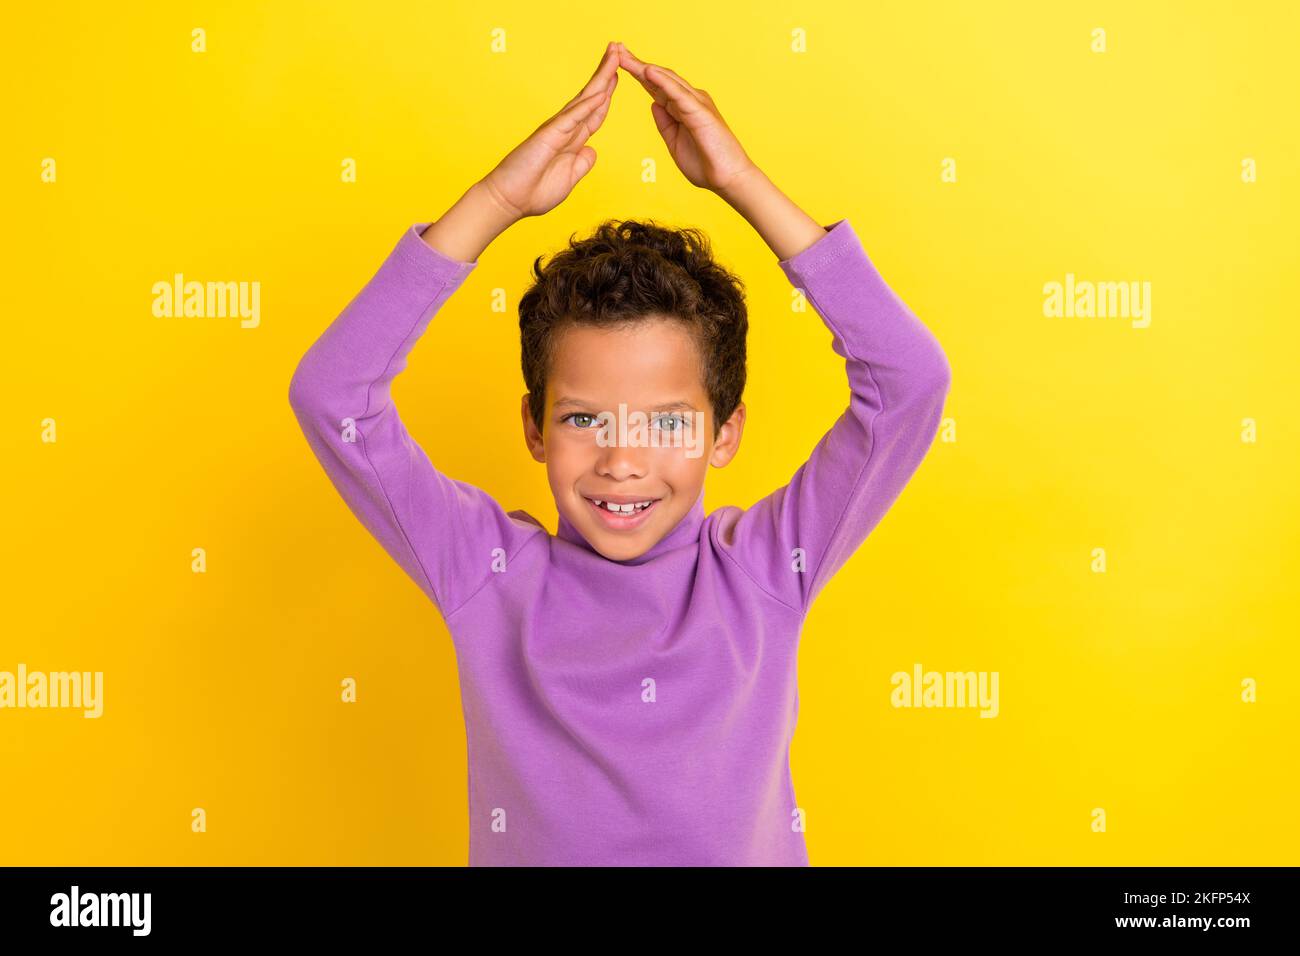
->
[[590, 499, 653, 513]]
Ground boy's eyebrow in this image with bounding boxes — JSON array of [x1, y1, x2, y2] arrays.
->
[[552, 396, 699, 412]]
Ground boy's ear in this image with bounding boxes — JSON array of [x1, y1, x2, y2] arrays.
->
[[522, 393, 546, 462], [708, 401, 746, 468]]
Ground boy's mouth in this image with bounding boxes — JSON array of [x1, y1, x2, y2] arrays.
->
[[582, 495, 661, 531]]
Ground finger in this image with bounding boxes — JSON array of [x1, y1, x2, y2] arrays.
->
[[571, 145, 597, 184], [615, 43, 655, 91], [616, 45, 702, 109], [619, 45, 702, 97], [560, 72, 617, 150], [549, 85, 613, 139], [647, 63, 702, 99], [531, 86, 598, 141], [642, 64, 707, 122], [649, 100, 676, 139], [565, 42, 619, 110], [648, 100, 683, 156]]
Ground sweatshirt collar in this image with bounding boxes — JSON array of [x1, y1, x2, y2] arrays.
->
[[556, 488, 705, 565]]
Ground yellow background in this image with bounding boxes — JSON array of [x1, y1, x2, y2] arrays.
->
[[5, 1, 1296, 865]]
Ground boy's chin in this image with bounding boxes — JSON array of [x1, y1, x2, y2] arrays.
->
[[594, 542, 651, 562], [593, 533, 661, 561], [576, 508, 663, 559]]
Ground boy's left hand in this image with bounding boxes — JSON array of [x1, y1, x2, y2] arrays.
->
[[616, 43, 758, 196]]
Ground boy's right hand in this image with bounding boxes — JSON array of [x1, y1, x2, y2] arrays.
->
[[478, 43, 620, 221]]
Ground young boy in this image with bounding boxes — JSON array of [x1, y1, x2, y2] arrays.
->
[[288, 42, 951, 865]]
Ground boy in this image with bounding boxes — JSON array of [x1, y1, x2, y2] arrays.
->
[[289, 42, 951, 865]]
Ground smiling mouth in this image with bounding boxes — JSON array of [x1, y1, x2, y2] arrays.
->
[[583, 495, 661, 529]]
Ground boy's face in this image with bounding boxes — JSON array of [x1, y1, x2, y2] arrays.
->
[[522, 316, 745, 562]]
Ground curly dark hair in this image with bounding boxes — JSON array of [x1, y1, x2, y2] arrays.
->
[[519, 218, 748, 441]]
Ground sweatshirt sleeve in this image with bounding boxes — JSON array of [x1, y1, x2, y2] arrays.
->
[[713, 218, 951, 617], [288, 223, 542, 619]]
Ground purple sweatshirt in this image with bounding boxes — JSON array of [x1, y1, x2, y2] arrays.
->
[[288, 217, 951, 866]]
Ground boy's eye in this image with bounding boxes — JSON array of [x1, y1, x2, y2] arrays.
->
[[562, 412, 601, 429], [652, 414, 689, 432]]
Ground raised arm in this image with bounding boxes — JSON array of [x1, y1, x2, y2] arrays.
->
[[288, 223, 542, 617], [716, 217, 951, 615], [289, 43, 624, 618], [614, 44, 951, 614]]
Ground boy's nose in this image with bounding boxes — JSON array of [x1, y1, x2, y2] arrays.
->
[[594, 441, 651, 480]]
